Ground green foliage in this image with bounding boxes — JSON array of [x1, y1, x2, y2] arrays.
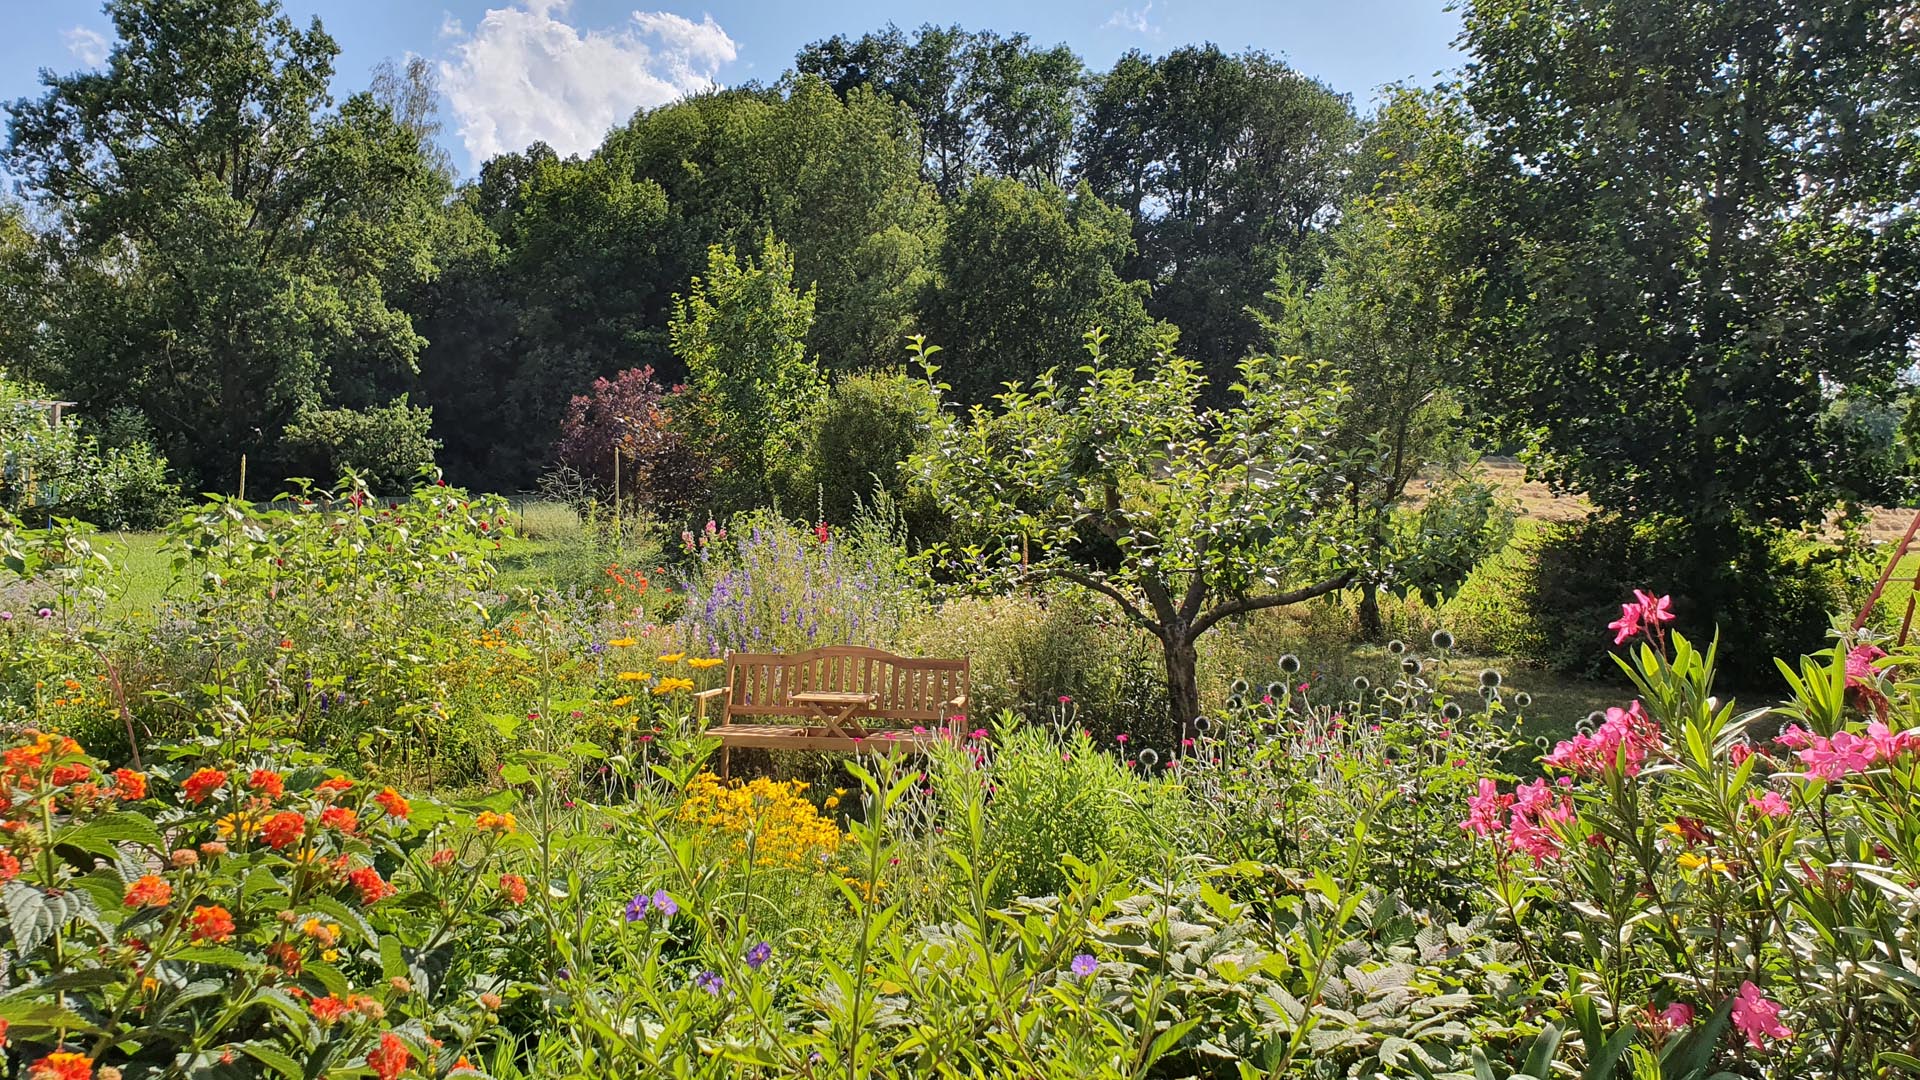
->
[[282, 398, 440, 492], [671, 238, 824, 513], [0, 371, 180, 529], [927, 718, 1177, 903], [6, 0, 453, 489], [1458, 0, 1920, 576], [922, 178, 1167, 402], [1454, 515, 1855, 685], [1076, 45, 1361, 376], [799, 368, 942, 527]]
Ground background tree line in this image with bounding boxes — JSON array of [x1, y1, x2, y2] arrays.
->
[[4, 0, 1919, 678]]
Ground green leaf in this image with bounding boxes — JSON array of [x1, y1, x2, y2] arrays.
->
[[242, 1042, 307, 1079], [57, 811, 165, 855]]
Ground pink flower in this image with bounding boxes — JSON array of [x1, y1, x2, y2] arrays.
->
[[1460, 778, 1511, 837], [1846, 644, 1891, 716], [1729, 742, 1754, 766], [1633, 590, 1675, 627], [1796, 729, 1877, 779], [1608, 602, 1643, 645], [1657, 1002, 1694, 1029], [1545, 700, 1662, 777], [1775, 724, 1815, 750], [1747, 790, 1791, 819], [1865, 720, 1919, 761], [1507, 814, 1562, 865], [1730, 981, 1792, 1049]]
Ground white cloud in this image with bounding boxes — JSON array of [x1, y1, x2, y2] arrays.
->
[[439, 1, 737, 164], [63, 27, 109, 66], [1103, 2, 1159, 34]]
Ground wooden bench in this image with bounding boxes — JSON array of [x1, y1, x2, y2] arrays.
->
[[693, 646, 970, 776]]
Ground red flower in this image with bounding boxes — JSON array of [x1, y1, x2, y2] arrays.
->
[[260, 811, 307, 850], [367, 1032, 411, 1080], [814, 521, 831, 544], [27, 1052, 91, 1080], [189, 905, 235, 943], [50, 763, 91, 786], [319, 807, 359, 835], [0, 852, 19, 883], [112, 769, 146, 800], [348, 865, 395, 905], [498, 873, 529, 905], [309, 996, 351, 1025], [314, 777, 354, 799], [124, 875, 172, 908], [373, 788, 410, 819], [182, 768, 228, 805], [247, 769, 285, 799]]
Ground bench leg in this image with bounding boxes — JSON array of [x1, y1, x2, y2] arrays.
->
[[720, 744, 732, 780]]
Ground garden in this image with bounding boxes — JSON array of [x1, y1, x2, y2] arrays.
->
[[4, 0, 1920, 1076]]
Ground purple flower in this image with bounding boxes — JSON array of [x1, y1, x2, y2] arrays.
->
[[624, 892, 650, 921], [0, 611, 12, 621], [652, 889, 678, 917], [1070, 954, 1097, 978], [745, 941, 772, 970], [35, 608, 51, 619], [694, 969, 723, 995]]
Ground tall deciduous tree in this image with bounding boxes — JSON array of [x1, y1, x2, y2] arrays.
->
[[1260, 88, 1498, 638], [5, 0, 449, 488], [670, 238, 823, 512], [1459, 0, 1920, 589], [1077, 46, 1360, 377], [922, 178, 1164, 402], [912, 336, 1369, 727]]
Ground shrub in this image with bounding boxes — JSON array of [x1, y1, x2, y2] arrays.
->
[[798, 368, 941, 527], [1448, 515, 1853, 685], [0, 373, 181, 529], [926, 718, 1178, 903], [554, 366, 706, 513], [282, 397, 440, 492]]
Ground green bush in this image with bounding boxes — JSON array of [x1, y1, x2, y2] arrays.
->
[[799, 368, 941, 528], [928, 718, 1178, 903], [0, 373, 181, 529], [282, 397, 440, 492], [1448, 515, 1853, 684]]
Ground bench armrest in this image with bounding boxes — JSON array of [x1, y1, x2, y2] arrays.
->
[[942, 692, 968, 711], [694, 686, 727, 725]]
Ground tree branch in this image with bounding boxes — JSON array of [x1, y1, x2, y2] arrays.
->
[[1023, 567, 1165, 639], [1189, 570, 1355, 639]]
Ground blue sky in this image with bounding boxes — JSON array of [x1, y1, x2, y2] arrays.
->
[[4, 0, 1463, 178]]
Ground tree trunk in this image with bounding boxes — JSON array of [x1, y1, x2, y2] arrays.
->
[[1163, 632, 1202, 730], [1357, 581, 1385, 642]]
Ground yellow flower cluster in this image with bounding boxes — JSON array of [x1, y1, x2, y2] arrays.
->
[[676, 772, 843, 869]]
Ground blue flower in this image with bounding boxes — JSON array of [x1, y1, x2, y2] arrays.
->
[[624, 892, 650, 921], [1070, 953, 1097, 978], [694, 969, 723, 995], [745, 941, 772, 970], [652, 889, 678, 917]]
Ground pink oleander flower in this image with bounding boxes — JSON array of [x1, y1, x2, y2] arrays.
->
[[1607, 602, 1642, 645], [1460, 778, 1511, 836], [1747, 790, 1792, 819], [1775, 724, 1815, 750], [1797, 729, 1878, 780], [1658, 1002, 1693, 1028], [1846, 644, 1891, 716], [1507, 814, 1562, 865], [1633, 590, 1675, 627], [1730, 981, 1792, 1049], [1545, 700, 1661, 777]]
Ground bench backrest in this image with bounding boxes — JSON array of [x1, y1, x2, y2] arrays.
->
[[722, 645, 969, 725]]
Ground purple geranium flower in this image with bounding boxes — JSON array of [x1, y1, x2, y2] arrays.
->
[[745, 941, 772, 970], [624, 892, 650, 921], [1070, 954, 1097, 978], [651, 889, 678, 917], [693, 970, 723, 996]]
